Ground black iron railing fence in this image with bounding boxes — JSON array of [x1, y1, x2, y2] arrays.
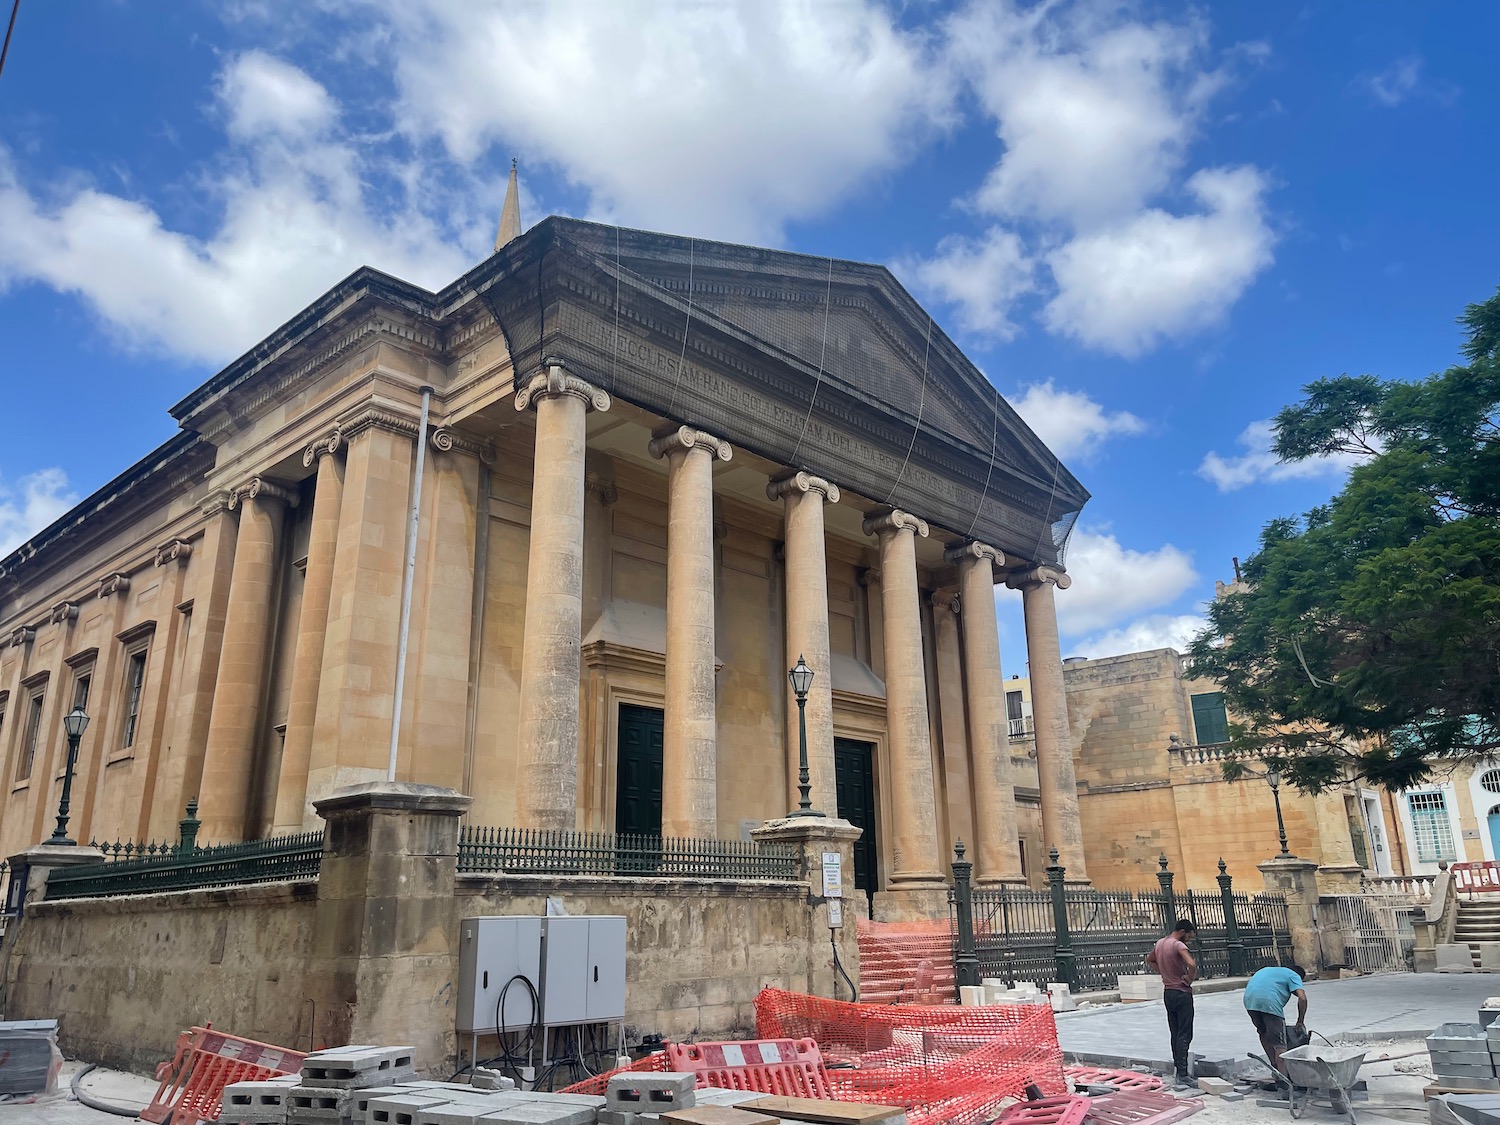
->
[[951, 846, 1292, 995], [43, 799, 324, 901], [457, 825, 798, 880]]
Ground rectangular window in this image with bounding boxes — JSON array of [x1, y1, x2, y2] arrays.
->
[[1408, 790, 1458, 863], [1006, 690, 1031, 736], [71, 672, 92, 715], [1190, 691, 1230, 746], [17, 693, 44, 782], [120, 651, 147, 749]]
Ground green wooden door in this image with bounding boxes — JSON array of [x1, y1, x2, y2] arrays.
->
[[835, 737, 879, 914], [615, 704, 664, 838]]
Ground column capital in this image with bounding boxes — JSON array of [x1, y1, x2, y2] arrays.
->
[[945, 540, 1004, 567], [154, 538, 193, 567], [863, 508, 928, 539], [227, 476, 298, 511], [1005, 564, 1071, 591], [929, 588, 960, 614], [302, 429, 343, 468], [514, 361, 611, 413], [430, 426, 496, 464], [767, 470, 839, 504], [649, 423, 732, 462]]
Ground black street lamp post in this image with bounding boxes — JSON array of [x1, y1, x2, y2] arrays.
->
[[1266, 766, 1294, 858], [787, 656, 824, 818], [48, 706, 90, 846]]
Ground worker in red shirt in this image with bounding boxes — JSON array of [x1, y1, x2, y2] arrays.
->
[[1146, 919, 1199, 1088]]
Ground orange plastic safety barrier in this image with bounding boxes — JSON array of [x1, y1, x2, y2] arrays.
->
[[998, 1096, 1091, 1125], [143, 1025, 305, 1125], [1064, 1066, 1165, 1094], [855, 917, 955, 1004], [664, 1038, 830, 1098], [755, 987, 1066, 1125]]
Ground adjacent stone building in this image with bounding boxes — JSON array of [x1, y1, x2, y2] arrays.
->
[[0, 189, 1094, 920], [1003, 648, 1406, 890]]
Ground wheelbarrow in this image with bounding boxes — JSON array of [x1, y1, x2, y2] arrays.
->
[[1249, 1043, 1367, 1122]]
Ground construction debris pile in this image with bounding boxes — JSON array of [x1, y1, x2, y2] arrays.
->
[[219, 1047, 907, 1125]]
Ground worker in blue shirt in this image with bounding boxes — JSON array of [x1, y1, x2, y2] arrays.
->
[[1243, 963, 1308, 1072]]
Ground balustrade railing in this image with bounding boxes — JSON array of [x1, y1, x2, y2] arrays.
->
[[458, 825, 798, 880]]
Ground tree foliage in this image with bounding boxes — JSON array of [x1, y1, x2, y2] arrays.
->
[[1190, 288, 1500, 791]]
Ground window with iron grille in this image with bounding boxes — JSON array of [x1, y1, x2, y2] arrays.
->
[[1408, 791, 1457, 863], [1482, 769, 1500, 795], [120, 651, 147, 750], [1190, 691, 1230, 746], [17, 693, 44, 782]]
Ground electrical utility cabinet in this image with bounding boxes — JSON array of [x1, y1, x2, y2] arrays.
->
[[539, 916, 626, 1027], [457, 916, 543, 1034], [456, 915, 625, 1035]]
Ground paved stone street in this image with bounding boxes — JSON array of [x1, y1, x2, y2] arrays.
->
[[1057, 971, 1500, 1069]]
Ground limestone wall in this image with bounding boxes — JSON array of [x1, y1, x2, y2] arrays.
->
[[8, 881, 320, 1073], [457, 873, 840, 1044]]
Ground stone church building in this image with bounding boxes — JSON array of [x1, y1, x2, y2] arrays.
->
[[0, 180, 1093, 920]]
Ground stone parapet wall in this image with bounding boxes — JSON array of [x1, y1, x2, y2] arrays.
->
[[8, 880, 319, 1073]]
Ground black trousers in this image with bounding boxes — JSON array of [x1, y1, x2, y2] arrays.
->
[[1164, 988, 1195, 1078]]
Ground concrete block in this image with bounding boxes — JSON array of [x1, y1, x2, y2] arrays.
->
[[691, 1091, 769, 1108], [1220, 1093, 1245, 1103], [959, 986, 986, 1007], [1118, 975, 1165, 1002], [660, 1109, 779, 1125], [1439, 946, 1478, 973], [303, 1047, 418, 1089], [471, 1070, 516, 1092], [287, 1087, 353, 1120], [224, 1081, 298, 1122], [1437, 1063, 1500, 1081], [416, 1102, 530, 1125], [351, 1089, 415, 1125], [1433, 1093, 1500, 1125], [476, 1105, 596, 1125], [1197, 1078, 1234, 1096], [596, 1113, 651, 1125], [606, 1073, 696, 1114], [368, 1094, 456, 1125], [1048, 984, 1076, 1013], [1480, 946, 1500, 972]]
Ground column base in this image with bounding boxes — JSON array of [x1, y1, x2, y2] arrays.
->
[[873, 885, 950, 923]]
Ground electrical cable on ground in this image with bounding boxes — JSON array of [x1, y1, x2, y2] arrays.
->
[[70, 1065, 147, 1118]]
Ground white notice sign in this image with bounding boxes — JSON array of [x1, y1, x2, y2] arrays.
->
[[828, 899, 844, 929], [822, 851, 843, 898]]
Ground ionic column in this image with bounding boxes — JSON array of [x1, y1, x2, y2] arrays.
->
[[272, 432, 344, 833], [199, 477, 295, 842], [1007, 565, 1087, 880], [768, 470, 840, 816], [513, 363, 610, 830], [650, 424, 732, 839], [948, 541, 1024, 884], [862, 509, 945, 890]]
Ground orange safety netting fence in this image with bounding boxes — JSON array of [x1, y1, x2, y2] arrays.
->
[[855, 917, 956, 1005], [757, 987, 1065, 1125], [564, 988, 1064, 1125]]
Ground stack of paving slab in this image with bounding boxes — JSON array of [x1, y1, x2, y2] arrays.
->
[[983, 980, 1049, 1005], [1117, 975, 1165, 1004], [1427, 1024, 1500, 1091]]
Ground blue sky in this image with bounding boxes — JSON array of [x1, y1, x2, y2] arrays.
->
[[1, 1, 1496, 674]]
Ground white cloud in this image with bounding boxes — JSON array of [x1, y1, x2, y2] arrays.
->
[[1054, 526, 1198, 635], [0, 469, 77, 557], [1197, 418, 1367, 491], [1008, 380, 1145, 461], [1364, 57, 1423, 107], [1042, 165, 1275, 355], [1068, 612, 1206, 660], [905, 2, 1275, 357], [219, 51, 337, 141], [898, 227, 1034, 339], [0, 55, 472, 365], [947, 3, 1215, 227], [365, 0, 953, 244]]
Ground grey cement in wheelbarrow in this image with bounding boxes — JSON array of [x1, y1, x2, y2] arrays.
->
[[1055, 973, 1500, 1072]]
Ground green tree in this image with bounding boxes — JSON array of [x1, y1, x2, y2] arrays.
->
[[1190, 288, 1500, 791]]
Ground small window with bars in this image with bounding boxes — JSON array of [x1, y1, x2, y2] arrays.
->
[[1408, 790, 1458, 863], [1482, 769, 1500, 795], [120, 650, 148, 750]]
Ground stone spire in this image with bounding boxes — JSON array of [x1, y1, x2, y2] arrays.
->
[[495, 158, 522, 251]]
